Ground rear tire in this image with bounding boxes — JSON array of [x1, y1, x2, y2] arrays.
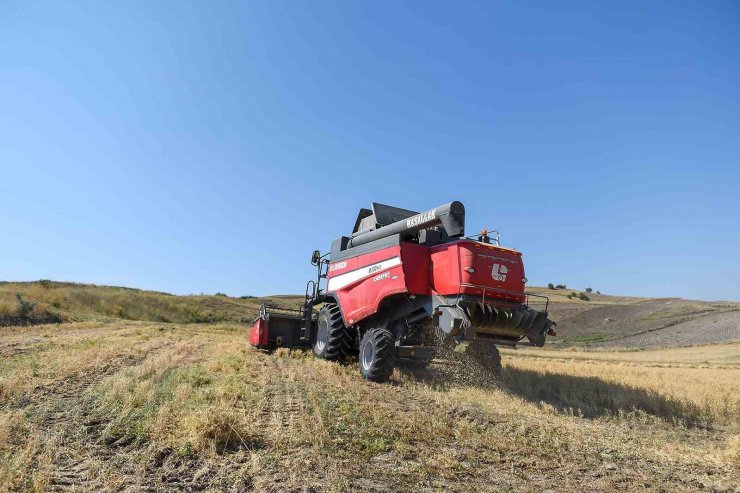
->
[[358, 328, 395, 382], [313, 304, 351, 361], [466, 343, 502, 378]]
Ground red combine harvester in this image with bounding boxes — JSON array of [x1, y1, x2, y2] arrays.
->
[[249, 201, 555, 382]]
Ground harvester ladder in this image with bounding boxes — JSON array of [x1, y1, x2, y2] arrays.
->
[[299, 280, 316, 341]]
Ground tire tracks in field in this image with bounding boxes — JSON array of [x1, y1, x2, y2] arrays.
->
[[21, 339, 178, 492], [261, 356, 307, 436]]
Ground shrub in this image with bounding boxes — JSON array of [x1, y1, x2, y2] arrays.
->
[[585, 287, 593, 293], [571, 292, 577, 297], [596, 291, 601, 295], [214, 293, 228, 297], [15, 293, 36, 318], [579, 293, 590, 301], [556, 284, 566, 289], [566, 294, 573, 299], [239, 295, 254, 299], [37, 279, 52, 289], [547, 283, 555, 290]]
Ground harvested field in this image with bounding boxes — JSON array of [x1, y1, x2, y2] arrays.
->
[[538, 294, 740, 348], [600, 310, 740, 348], [1, 321, 738, 492]]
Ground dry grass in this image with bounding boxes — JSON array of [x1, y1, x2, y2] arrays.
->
[[499, 344, 740, 428], [1, 322, 738, 492], [518, 342, 740, 365], [0, 280, 302, 325]]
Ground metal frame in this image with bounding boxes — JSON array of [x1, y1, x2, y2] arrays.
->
[[431, 282, 552, 348], [298, 251, 330, 342], [455, 282, 549, 312], [259, 304, 303, 318]]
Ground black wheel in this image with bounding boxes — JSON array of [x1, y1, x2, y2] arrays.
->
[[358, 328, 395, 382], [466, 343, 502, 378], [313, 304, 351, 361]]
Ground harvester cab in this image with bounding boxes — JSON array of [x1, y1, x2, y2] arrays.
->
[[249, 201, 555, 382]]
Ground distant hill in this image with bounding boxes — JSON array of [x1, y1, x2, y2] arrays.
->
[[0, 281, 303, 326], [2, 281, 738, 349], [526, 286, 740, 348]]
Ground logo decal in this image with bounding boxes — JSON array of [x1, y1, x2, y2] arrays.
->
[[326, 257, 401, 291], [329, 261, 348, 272], [477, 253, 516, 264], [406, 210, 436, 229], [491, 263, 508, 282]]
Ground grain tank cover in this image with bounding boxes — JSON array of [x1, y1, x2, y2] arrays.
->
[[347, 201, 465, 249], [352, 203, 420, 236]]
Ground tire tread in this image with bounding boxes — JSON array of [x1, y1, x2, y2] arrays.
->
[[314, 304, 352, 361], [359, 328, 395, 382]]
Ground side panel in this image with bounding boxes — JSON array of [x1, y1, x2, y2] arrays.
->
[[249, 314, 311, 350], [400, 242, 430, 295], [249, 318, 269, 347], [429, 242, 462, 294], [431, 240, 526, 303], [327, 245, 408, 325]]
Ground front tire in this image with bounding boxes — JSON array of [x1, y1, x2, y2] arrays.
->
[[358, 328, 395, 382], [313, 304, 351, 361]]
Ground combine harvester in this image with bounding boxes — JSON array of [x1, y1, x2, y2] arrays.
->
[[249, 201, 555, 382]]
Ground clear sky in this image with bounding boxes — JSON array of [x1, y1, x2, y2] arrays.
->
[[1, 1, 738, 301]]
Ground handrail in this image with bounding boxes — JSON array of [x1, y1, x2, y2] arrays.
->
[[262, 304, 303, 317], [457, 283, 549, 311], [524, 292, 550, 311]]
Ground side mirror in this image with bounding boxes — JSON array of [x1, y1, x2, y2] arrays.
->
[[311, 250, 321, 266]]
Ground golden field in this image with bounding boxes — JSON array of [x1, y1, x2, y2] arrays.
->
[[1, 321, 738, 492]]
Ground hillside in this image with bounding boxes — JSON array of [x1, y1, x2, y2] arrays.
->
[[2, 281, 739, 349], [527, 286, 740, 347], [0, 281, 302, 326]]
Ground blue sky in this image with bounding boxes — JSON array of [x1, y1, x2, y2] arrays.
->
[[1, 1, 738, 301]]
